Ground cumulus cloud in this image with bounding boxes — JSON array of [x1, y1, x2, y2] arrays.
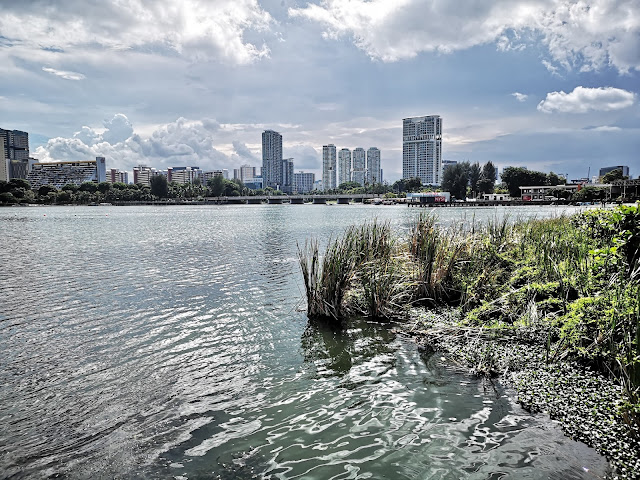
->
[[537, 86, 636, 113], [42, 66, 85, 80], [289, 0, 640, 73], [511, 92, 528, 102], [34, 114, 244, 173], [1, 0, 272, 65]]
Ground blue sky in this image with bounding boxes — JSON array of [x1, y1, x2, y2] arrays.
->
[[0, 0, 638, 182]]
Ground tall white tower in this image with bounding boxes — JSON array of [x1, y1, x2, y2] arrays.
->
[[402, 116, 442, 185], [322, 144, 337, 191], [338, 148, 351, 187], [366, 147, 381, 185], [352, 148, 366, 186]]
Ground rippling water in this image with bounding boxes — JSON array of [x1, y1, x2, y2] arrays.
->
[[0, 204, 609, 479]]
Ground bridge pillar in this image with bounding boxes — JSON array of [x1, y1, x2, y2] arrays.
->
[[337, 198, 350, 204], [352, 197, 364, 203], [313, 198, 327, 204], [290, 197, 304, 204], [247, 198, 262, 204], [268, 197, 284, 204]]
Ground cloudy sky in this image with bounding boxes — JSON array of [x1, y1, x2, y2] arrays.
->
[[1, 0, 639, 182]]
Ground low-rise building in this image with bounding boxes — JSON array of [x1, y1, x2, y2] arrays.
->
[[27, 157, 107, 189]]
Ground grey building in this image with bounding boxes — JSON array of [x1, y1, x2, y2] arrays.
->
[[293, 171, 315, 193], [322, 144, 337, 191], [352, 147, 366, 186], [402, 116, 442, 185], [366, 147, 381, 184], [338, 148, 351, 187], [262, 130, 283, 189]]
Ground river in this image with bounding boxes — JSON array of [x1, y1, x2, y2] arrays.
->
[[0, 204, 610, 479]]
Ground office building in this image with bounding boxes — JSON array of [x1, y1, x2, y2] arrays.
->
[[293, 171, 315, 193], [27, 157, 107, 189], [366, 147, 381, 184], [402, 115, 442, 185], [322, 144, 337, 191], [262, 130, 283, 189], [599, 165, 629, 178], [352, 147, 366, 186], [338, 148, 351, 187], [0, 128, 29, 162]]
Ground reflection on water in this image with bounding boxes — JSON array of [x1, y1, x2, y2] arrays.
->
[[0, 205, 609, 479]]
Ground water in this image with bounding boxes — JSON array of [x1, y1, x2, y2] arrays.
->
[[0, 204, 609, 479]]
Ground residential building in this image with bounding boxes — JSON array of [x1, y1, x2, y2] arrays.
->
[[0, 128, 29, 162], [0, 136, 7, 182], [338, 148, 351, 186], [262, 130, 283, 189], [402, 115, 442, 185], [27, 157, 107, 189], [168, 166, 202, 184], [293, 171, 315, 193], [599, 165, 629, 178], [281, 158, 294, 193], [322, 144, 337, 191], [352, 147, 366, 186], [234, 165, 257, 183], [106, 168, 129, 184], [133, 165, 156, 186], [366, 147, 381, 184]]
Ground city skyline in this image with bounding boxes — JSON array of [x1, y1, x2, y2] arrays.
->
[[0, 1, 638, 182]]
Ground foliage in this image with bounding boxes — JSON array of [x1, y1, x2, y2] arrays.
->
[[478, 161, 496, 194], [150, 174, 169, 198], [572, 186, 607, 202], [602, 168, 628, 184], [442, 162, 470, 200], [468, 162, 481, 197], [547, 171, 565, 186], [500, 167, 548, 197]]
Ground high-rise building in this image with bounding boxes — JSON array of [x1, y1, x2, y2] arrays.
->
[[0, 128, 29, 162], [322, 144, 337, 191], [168, 166, 202, 184], [402, 115, 442, 185], [366, 147, 381, 184], [293, 171, 315, 193], [599, 165, 629, 178], [338, 148, 351, 187], [133, 165, 156, 186], [234, 165, 257, 183], [352, 147, 366, 186], [106, 168, 129, 184], [0, 136, 7, 182], [262, 130, 283, 189], [281, 158, 294, 193]]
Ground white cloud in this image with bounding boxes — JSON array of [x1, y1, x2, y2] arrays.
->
[[537, 86, 636, 113], [1, 0, 272, 65], [34, 115, 244, 173], [289, 0, 640, 73], [42, 67, 85, 80], [511, 92, 528, 102]]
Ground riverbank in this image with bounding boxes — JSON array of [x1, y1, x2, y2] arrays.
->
[[299, 204, 640, 479], [400, 308, 639, 479]]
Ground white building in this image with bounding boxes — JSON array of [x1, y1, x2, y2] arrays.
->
[[293, 171, 315, 193], [366, 147, 381, 184], [234, 165, 257, 183], [402, 115, 442, 185], [352, 147, 366, 186], [322, 144, 337, 191], [27, 157, 107, 189], [338, 148, 351, 187]]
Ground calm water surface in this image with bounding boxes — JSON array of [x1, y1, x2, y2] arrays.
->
[[0, 204, 609, 479]]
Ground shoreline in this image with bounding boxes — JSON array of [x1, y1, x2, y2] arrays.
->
[[398, 308, 640, 480]]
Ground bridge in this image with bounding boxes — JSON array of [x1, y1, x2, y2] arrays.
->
[[203, 194, 383, 205]]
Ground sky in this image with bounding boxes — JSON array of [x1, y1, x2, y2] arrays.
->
[[0, 0, 639, 183]]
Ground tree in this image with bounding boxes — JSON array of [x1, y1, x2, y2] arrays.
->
[[0, 192, 16, 204], [404, 177, 423, 193], [97, 182, 112, 194], [38, 185, 58, 196], [208, 175, 225, 196], [62, 183, 79, 192], [150, 174, 169, 198], [546, 172, 565, 186], [442, 163, 470, 200], [572, 186, 607, 202], [547, 186, 572, 200], [112, 182, 128, 190], [79, 182, 98, 193], [602, 168, 628, 184], [478, 161, 496, 195], [9, 178, 31, 190], [338, 181, 361, 191], [501, 167, 547, 197], [468, 162, 481, 197]]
